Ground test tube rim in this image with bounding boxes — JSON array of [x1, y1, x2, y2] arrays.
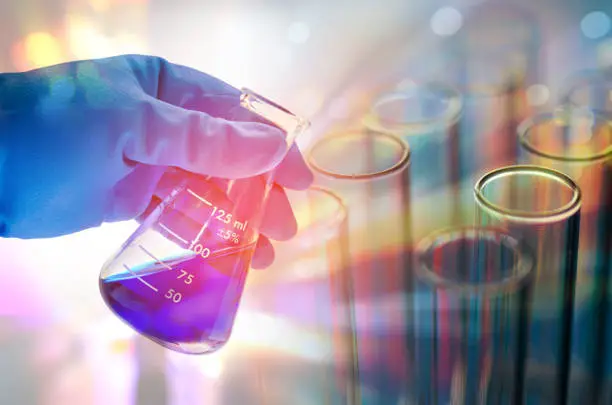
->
[[274, 186, 349, 278], [517, 107, 612, 163], [306, 130, 411, 180], [294, 185, 348, 238], [415, 226, 534, 297], [474, 164, 582, 224], [361, 81, 463, 134]]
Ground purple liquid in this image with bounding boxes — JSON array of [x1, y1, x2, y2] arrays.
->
[[100, 245, 254, 353]]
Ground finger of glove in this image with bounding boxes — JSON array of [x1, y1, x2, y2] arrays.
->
[[123, 99, 287, 179], [125, 55, 270, 124], [251, 235, 275, 270]]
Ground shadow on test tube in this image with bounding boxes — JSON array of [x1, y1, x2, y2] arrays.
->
[[306, 130, 411, 404], [517, 104, 612, 404], [408, 226, 533, 405], [474, 165, 582, 404]]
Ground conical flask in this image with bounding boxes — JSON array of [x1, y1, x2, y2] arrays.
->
[[98, 89, 309, 354]]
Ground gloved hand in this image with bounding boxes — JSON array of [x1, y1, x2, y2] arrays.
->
[[0, 54, 313, 268]]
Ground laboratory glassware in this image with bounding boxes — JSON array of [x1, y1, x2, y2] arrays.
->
[[517, 107, 612, 404], [306, 130, 411, 404], [474, 165, 582, 404], [226, 186, 360, 404], [362, 81, 467, 233], [562, 69, 612, 113], [98, 88, 309, 355], [440, 3, 539, 182], [411, 226, 533, 405]]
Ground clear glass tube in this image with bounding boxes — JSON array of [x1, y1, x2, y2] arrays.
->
[[306, 131, 411, 404], [440, 4, 539, 183], [211, 187, 359, 404], [474, 165, 582, 404], [517, 107, 612, 403], [410, 227, 533, 405], [362, 81, 468, 236]]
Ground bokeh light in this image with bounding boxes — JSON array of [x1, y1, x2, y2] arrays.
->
[[20, 32, 64, 69], [430, 6, 463, 37], [581, 11, 611, 39], [526, 84, 550, 106]]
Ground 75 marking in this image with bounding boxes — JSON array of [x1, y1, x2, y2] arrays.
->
[[177, 269, 194, 284]]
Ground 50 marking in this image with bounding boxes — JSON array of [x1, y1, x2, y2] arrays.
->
[[165, 289, 182, 303]]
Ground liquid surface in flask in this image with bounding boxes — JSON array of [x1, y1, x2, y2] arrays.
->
[[100, 244, 254, 353]]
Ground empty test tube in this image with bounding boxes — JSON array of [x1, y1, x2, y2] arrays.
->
[[517, 106, 612, 404], [438, 4, 539, 182], [410, 227, 533, 405], [243, 186, 360, 405], [474, 165, 582, 404], [307, 130, 411, 404], [362, 81, 467, 234]]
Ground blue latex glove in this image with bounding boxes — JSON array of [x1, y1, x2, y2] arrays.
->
[[0, 54, 313, 268]]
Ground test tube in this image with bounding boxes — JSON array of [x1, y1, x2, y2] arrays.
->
[[517, 107, 612, 403], [306, 131, 411, 404], [439, 4, 539, 182], [410, 227, 533, 405], [362, 81, 467, 234], [474, 165, 582, 404], [216, 187, 359, 404]]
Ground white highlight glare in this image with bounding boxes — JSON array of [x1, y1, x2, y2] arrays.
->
[[597, 39, 612, 68], [526, 84, 550, 107], [327, 97, 351, 119], [430, 7, 463, 37], [581, 11, 611, 39], [287, 22, 311, 44]]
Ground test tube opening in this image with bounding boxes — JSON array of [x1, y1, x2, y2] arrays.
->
[[416, 227, 533, 297], [518, 107, 612, 163], [474, 165, 582, 223], [307, 131, 410, 180], [362, 82, 463, 134], [290, 186, 348, 243]]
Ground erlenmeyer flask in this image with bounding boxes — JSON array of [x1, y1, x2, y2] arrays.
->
[[98, 89, 309, 355]]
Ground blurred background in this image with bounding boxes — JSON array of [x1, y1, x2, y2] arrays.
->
[[0, 0, 611, 404]]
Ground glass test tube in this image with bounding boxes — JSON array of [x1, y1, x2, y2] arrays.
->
[[517, 107, 612, 404], [362, 81, 467, 234], [410, 227, 533, 405], [217, 187, 359, 404], [474, 165, 582, 405], [439, 4, 539, 182], [306, 131, 411, 404]]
